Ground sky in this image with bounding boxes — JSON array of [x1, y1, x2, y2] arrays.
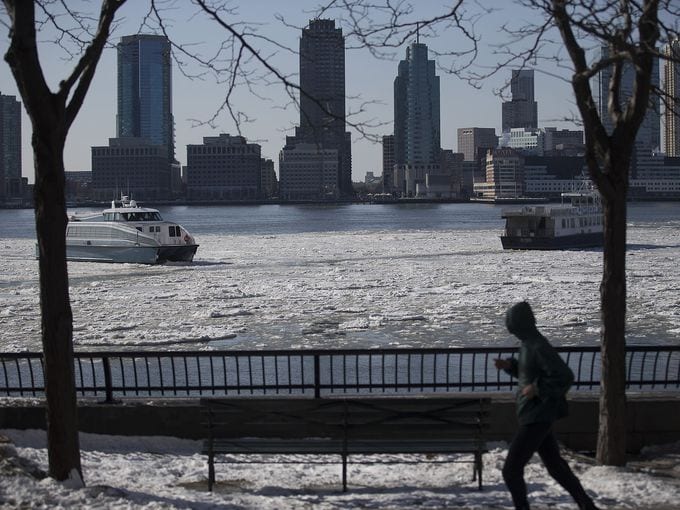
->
[[0, 1, 583, 184]]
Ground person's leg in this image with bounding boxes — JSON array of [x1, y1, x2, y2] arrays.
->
[[503, 422, 553, 510], [536, 430, 599, 510]]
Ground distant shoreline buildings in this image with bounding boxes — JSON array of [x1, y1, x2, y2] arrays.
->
[[3, 29, 680, 207]]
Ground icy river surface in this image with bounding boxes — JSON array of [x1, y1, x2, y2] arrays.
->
[[1, 202, 679, 352]]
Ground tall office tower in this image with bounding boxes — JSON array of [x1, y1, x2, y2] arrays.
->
[[0, 93, 22, 200], [664, 40, 680, 156], [117, 34, 174, 161], [382, 135, 395, 192], [598, 45, 660, 163], [297, 19, 352, 195], [393, 41, 441, 195], [457, 128, 497, 161], [501, 70, 538, 131]]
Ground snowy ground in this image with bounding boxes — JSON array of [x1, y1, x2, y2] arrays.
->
[[2, 429, 680, 509], [1, 222, 679, 352]]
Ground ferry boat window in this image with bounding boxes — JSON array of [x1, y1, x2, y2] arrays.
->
[[114, 213, 123, 221], [562, 219, 566, 228], [104, 213, 114, 221], [570, 219, 575, 228], [169, 226, 180, 237]]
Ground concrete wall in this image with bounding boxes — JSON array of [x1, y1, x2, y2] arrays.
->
[[1, 393, 679, 453]]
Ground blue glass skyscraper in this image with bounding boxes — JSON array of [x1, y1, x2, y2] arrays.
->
[[117, 34, 174, 161]]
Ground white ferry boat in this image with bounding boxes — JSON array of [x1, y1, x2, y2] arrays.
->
[[500, 186, 603, 250], [64, 197, 198, 264]]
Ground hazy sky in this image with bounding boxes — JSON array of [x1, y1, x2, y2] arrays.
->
[[0, 1, 581, 183]]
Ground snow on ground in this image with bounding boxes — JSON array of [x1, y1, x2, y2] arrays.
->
[[2, 429, 680, 509], [1, 220, 679, 352]]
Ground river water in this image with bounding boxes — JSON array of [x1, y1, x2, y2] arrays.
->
[[1, 202, 679, 352]]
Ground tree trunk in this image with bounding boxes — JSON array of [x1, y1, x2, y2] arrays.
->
[[33, 127, 81, 481], [596, 177, 628, 466]]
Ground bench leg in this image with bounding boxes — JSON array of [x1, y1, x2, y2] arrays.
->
[[208, 453, 215, 492], [342, 453, 347, 492]]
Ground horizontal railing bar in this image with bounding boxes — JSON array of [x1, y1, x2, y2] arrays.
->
[[1, 346, 678, 400]]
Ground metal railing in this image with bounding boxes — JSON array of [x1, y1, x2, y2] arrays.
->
[[1, 346, 679, 401]]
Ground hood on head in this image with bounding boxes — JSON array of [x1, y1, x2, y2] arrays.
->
[[505, 301, 537, 338]]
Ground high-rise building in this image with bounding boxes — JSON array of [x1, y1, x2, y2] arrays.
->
[[117, 34, 174, 161], [381, 135, 395, 192], [598, 45, 660, 169], [294, 19, 351, 196], [0, 93, 22, 201], [393, 41, 441, 195], [502, 70, 538, 131], [664, 40, 680, 156]]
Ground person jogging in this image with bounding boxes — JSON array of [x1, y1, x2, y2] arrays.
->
[[494, 301, 600, 510]]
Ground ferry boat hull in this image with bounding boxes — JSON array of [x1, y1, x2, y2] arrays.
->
[[65, 242, 199, 264], [501, 232, 603, 250]]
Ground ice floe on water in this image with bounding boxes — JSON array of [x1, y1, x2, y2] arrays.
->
[[0, 206, 679, 352]]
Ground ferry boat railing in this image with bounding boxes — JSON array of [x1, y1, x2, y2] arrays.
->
[[1, 345, 679, 401]]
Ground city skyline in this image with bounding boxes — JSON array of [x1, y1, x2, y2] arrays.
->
[[0, 2, 622, 184]]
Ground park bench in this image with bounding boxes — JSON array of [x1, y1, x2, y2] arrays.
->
[[200, 395, 490, 492]]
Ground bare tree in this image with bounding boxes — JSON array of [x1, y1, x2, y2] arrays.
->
[[2, 0, 126, 482], [318, 0, 678, 465]]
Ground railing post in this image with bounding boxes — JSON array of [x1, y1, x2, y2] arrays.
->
[[314, 354, 321, 398], [102, 356, 115, 404]]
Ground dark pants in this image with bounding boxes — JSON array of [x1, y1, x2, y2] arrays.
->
[[502, 421, 596, 510]]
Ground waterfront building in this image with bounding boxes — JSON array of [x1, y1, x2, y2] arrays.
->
[[409, 149, 464, 199], [474, 147, 524, 199], [382, 135, 395, 193], [117, 34, 174, 161], [499, 128, 545, 156], [279, 143, 339, 200], [0, 93, 22, 202], [65, 171, 93, 203], [91, 137, 171, 201], [288, 19, 351, 197], [523, 156, 588, 198], [261, 158, 278, 199], [457, 127, 497, 162], [393, 41, 441, 195], [598, 45, 660, 172], [502, 70, 538, 131], [186, 134, 262, 201], [664, 39, 680, 157], [543, 128, 584, 155]]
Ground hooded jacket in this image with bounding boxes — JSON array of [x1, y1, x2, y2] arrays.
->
[[503, 302, 574, 425]]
